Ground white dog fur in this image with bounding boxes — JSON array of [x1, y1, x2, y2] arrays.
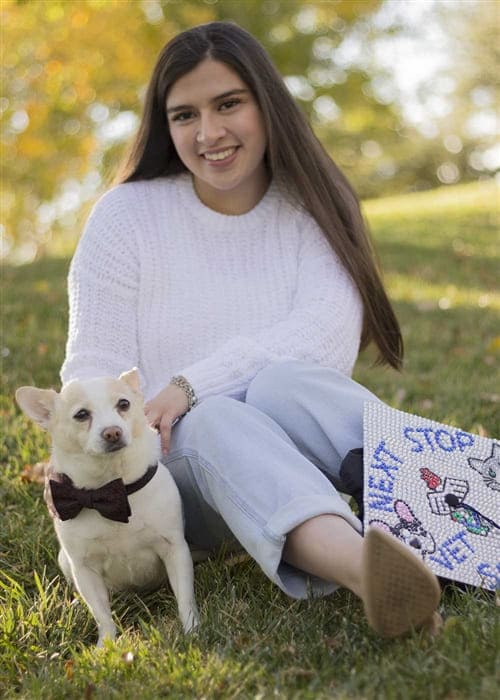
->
[[16, 369, 199, 646]]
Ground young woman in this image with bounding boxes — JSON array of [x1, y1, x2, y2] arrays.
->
[[61, 21, 441, 638]]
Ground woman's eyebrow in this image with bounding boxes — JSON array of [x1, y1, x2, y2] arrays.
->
[[166, 88, 249, 114]]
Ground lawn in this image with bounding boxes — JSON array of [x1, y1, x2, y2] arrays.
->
[[1, 180, 498, 699]]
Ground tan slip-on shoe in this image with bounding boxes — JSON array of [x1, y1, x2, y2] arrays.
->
[[362, 527, 442, 638]]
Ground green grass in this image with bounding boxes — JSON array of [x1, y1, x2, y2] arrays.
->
[[1, 181, 499, 699]]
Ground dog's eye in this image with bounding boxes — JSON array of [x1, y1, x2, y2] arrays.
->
[[117, 398, 130, 411], [73, 409, 90, 422]]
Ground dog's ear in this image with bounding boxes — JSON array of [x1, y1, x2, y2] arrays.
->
[[15, 387, 58, 429], [119, 368, 141, 393]]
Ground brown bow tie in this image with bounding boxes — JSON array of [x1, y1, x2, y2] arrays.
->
[[48, 465, 158, 523]]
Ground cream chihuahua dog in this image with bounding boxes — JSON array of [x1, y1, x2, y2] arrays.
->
[[16, 369, 199, 646]]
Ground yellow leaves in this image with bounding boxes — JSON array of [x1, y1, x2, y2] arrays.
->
[[3, 0, 156, 203], [75, 83, 97, 104], [34, 280, 50, 293], [78, 134, 98, 161], [45, 4, 66, 24], [177, 4, 215, 27], [335, 0, 380, 21], [483, 335, 500, 368], [16, 134, 49, 159], [71, 10, 89, 28], [342, 106, 376, 134], [46, 59, 63, 76], [486, 336, 500, 353], [35, 42, 50, 62], [24, 100, 49, 129]]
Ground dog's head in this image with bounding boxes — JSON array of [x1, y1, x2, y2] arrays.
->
[[16, 369, 147, 457]]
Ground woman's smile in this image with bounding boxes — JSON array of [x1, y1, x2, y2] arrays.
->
[[202, 146, 239, 163], [202, 146, 238, 168]]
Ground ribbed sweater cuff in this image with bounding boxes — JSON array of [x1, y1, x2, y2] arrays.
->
[[181, 365, 248, 401], [180, 361, 249, 403]]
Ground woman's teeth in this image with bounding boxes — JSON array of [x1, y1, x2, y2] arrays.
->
[[204, 147, 237, 161]]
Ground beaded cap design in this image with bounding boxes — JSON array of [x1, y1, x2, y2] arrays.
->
[[363, 402, 499, 591]]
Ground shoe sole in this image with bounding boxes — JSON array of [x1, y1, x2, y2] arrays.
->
[[363, 527, 441, 638]]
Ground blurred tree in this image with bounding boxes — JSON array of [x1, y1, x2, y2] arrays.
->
[[1, 0, 175, 260], [1, 0, 398, 260], [356, 0, 500, 194], [0, 0, 496, 261], [430, 0, 500, 186]]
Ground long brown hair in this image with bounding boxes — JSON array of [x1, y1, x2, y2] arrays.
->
[[117, 21, 403, 369]]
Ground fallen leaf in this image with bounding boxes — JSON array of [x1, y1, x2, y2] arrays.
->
[[225, 552, 250, 567], [416, 300, 435, 312], [480, 393, 500, 403], [443, 615, 460, 632], [283, 667, 315, 679], [64, 659, 74, 681], [471, 425, 490, 438], [486, 336, 500, 353], [34, 280, 50, 293], [20, 461, 47, 485], [393, 388, 407, 406], [422, 611, 443, 638], [324, 635, 343, 651]]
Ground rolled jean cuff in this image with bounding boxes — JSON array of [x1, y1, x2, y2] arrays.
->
[[259, 495, 362, 600]]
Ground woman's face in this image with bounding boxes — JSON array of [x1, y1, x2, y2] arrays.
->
[[166, 58, 269, 215]]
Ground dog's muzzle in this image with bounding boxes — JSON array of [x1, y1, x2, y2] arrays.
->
[[101, 426, 127, 452]]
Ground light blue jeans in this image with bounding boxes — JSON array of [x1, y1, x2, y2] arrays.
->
[[163, 360, 379, 599]]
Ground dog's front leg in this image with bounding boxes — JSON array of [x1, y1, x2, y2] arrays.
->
[[159, 540, 199, 633], [70, 562, 116, 646]]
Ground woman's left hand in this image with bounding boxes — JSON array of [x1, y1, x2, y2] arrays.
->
[[144, 384, 189, 455]]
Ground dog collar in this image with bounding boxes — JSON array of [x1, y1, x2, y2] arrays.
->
[[45, 464, 158, 523], [124, 464, 158, 496]]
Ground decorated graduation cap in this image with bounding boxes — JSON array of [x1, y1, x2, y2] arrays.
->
[[363, 402, 499, 592]]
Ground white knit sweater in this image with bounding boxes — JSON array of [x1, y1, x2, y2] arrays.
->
[[61, 173, 363, 402]]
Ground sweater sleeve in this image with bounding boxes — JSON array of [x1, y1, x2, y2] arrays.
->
[[60, 188, 141, 385], [180, 214, 363, 402]]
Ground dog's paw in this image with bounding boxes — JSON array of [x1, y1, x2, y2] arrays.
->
[[96, 624, 117, 648], [182, 607, 200, 634]]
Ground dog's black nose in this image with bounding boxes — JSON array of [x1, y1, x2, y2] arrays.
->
[[101, 426, 123, 443]]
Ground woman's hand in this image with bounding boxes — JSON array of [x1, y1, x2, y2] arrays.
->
[[144, 384, 189, 455]]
